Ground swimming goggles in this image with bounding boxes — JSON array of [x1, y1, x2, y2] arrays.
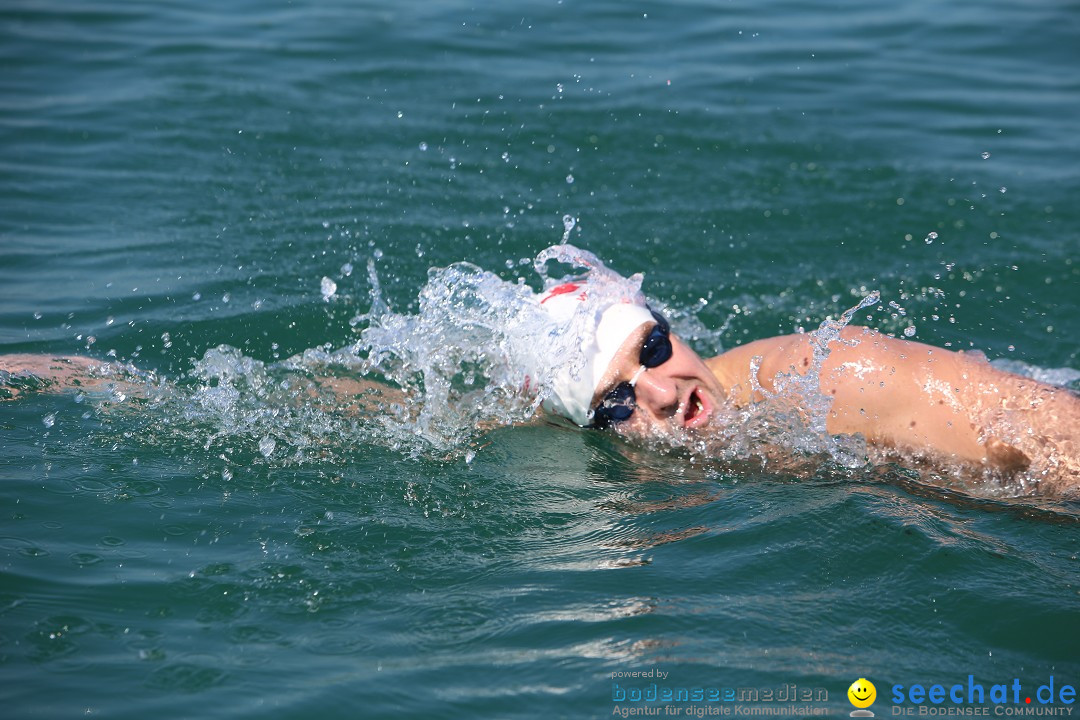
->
[[589, 309, 672, 429]]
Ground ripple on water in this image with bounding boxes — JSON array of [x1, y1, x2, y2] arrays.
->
[[0, 536, 49, 558], [406, 598, 497, 651], [69, 552, 104, 567], [193, 591, 249, 624], [227, 625, 287, 646], [120, 479, 164, 497], [297, 616, 373, 657], [145, 661, 227, 693], [25, 614, 94, 665], [70, 477, 114, 494]]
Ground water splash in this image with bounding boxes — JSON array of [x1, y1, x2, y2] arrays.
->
[[101, 244, 653, 461], [350, 244, 657, 454], [355, 260, 547, 453]]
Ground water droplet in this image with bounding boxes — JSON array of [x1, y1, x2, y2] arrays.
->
[[222, 468, 233, 481], [42, 413, 56, 428], [925, 232, 938, 244], [561, 214, 576, 243], [999, 186, 1006, 194], [258, 436, 276, 458], [981, 151, 991, 160], [396, 111, 403, 119], [565, 174, 574, 184], [903, 326, 916, 337], [418, 141, 428, 151], [192, 292, 202, 301], [320, 277, 337, 301], [221, 293, 230, 304], [340, 263, 353, 277]]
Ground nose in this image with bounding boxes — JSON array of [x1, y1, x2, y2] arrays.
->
[[632, 367, 679, 417]]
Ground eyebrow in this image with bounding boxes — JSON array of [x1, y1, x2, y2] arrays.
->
[[590, 321, 655, 408]]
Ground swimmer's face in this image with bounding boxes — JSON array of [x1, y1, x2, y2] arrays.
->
[[590, 318, 725, 435]]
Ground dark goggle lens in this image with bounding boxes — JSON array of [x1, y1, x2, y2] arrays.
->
[[591, 382, 635, 429], [639, 310, 672, 368]]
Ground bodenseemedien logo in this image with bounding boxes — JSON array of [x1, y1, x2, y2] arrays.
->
[[849, 678, 877, 717]]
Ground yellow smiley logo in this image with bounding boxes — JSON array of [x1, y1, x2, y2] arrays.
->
[[848, 678, 877, 709]]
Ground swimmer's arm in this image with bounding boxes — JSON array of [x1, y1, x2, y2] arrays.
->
[[1, 353, 409, 416], [308, 375, 407, 415], [708, 327, 1066, 466], [0, 354, 121, 400]]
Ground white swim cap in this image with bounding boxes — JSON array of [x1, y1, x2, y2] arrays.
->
[[532, 281, 655, 426]]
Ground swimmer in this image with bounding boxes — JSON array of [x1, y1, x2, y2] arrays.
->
[[522, 263, 1079, 494], [2, 247, 1078, 494]]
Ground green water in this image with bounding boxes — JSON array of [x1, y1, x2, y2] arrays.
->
[[1, 0, 1078, 718]]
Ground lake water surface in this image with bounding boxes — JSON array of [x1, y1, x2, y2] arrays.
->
[[2, 0, 1078, 718]]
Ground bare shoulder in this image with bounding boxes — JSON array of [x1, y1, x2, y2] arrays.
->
[[704, 334, 804, 399], [704, 327, 905, 398]]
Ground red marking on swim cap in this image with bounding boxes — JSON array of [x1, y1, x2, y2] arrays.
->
[[541, 283, 586, 304]]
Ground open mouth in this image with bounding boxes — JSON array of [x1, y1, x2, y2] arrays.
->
[[681, 387, 711, 428]]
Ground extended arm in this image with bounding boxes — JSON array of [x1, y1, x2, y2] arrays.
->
[[0, 353, 407, 415], [0, 354, 113, 400]]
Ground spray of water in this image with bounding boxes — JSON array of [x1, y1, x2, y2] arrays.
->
[[341, 244, 890, 473]]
